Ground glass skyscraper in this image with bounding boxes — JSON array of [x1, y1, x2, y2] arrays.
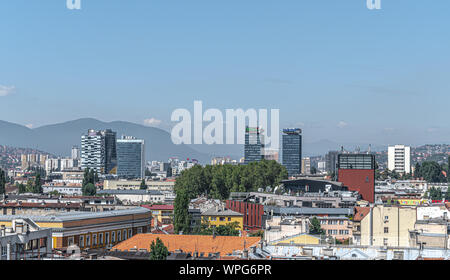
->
[[117, 136, 145, 179], [244, 126, 264, 164], [282, 128, 302, 176]]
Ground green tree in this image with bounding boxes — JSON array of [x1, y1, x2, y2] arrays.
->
[[445, 187, 450, 201], [309, 217, 324, 235], [140, 179, 147, 190], [17, 183, 27, 194], [420, 162, 446, 183], [149, 237, 169, 260], [173, 188, 191, 234], [33, 173, 43, 193], [0, 169, 6, 197], [83, 183, 97, 196]]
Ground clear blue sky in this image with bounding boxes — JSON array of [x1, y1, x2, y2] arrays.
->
[[0, 0, 449, 146]]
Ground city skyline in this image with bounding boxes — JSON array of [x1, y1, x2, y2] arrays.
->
[[0, 1, 450, 147]]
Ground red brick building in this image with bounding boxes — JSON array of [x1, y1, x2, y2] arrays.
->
[[225, 200, 264, 231], [337, 153, 375, 203]]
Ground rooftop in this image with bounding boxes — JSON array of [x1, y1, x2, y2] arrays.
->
[[112, 233, 260, 256]]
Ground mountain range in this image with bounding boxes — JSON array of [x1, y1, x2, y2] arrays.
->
[[0, 118, 388, 164]]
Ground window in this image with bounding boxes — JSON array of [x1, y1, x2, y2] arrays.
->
[[123, 230, 127, 240], [129, 229, 132, 238], [384, 227, 389, 233], [86, 235, 91, 247], [1, 246, 7, 257], [68, 236, 74, 246], [99, 233, 103, 244], [92, 234, 97, 246], [219, 217, 225, 221], [117, 230, 121, 241], [384, 216, 389, 221], [105, 232, 110, 244], [112, 231, 116, 243], [339, 220, 344, 225], [228, 217, 231, 221], [79, 236, 84, 248], [137, 227, 143, 234], [210, 217, 217, 221]]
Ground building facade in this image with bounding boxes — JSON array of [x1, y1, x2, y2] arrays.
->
[[388, 145, 411, 174], [244, 127, 264, 164], [117, 136, 145, 179], [81, 129, 117, 175], [282, 128, 302, 176], [337, 153, 376, 203]]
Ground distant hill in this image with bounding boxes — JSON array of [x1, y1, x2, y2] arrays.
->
[[0, 118, 211, 163]]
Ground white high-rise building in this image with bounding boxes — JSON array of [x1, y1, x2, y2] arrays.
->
[[388, 145, 411, 174], [81, 130, 106, 174]]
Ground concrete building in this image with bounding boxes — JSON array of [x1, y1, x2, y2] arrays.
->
[[0, 219, 52, 260], [360, 205, 416, 247], [409, 219, 449, 249], [103, 179, 175, 192], [318, 216, 353, 242], [201, 207, 244, 231], [97, 189, 165, 205], [264, 216, 309, 243], [0, 207, 151, 250], [301, 157, 311, 175], [81, 129, 117, 175], [388, 145, 411, 174]]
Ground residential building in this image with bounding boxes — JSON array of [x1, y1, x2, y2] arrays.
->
[[97, 189, 165, 205], [81, 129, 117, 175], [103, 179, 175, 191], [264, 216, 309, 243], [318, 216, 353, 242], [301, 157, 311, 175], [360, 205, 416, 247], [282, 128, 302, 176], [0, 220, 52, 260], [409, 219, 449, 249], [141, 204, 174, 225], [116, 136, 145, 179], [388, 145, 411, 174], [201, 207, 244, 230]]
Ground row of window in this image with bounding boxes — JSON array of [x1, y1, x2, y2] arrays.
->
[[327, 229, 349, 235], [68, 227, 144, 248], [208, 216, 232, 222], [320, 220, 346, 225]]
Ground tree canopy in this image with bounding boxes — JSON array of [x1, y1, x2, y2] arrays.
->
[[149, 238, 169, 260], [174, 160, 288, 200]]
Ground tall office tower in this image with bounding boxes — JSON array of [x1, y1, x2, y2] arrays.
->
[[116, 136, 145, 179], [81, 129, 105, 174], [325, 151, 339, 174], [71, 146, 80, 160], [244, 126, 264, 164], [388, 145, 411, 174], [282, 128, 302, 176], [301, 157, 311, 175], [337, 153, 376, 203], [101, 129, 117, 174]]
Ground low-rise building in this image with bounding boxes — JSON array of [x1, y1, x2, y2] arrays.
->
[[264, 216, 309, 243], [141, 204, 173, 225], [318, 216, 353, 242], [360, 205, 416, 247], [97, 189, 165, 205], [201, 207, 244, 231], [0, 219, 52, 260], [0, 207, 152, 250], [112, 234, 261, 258], [409, 219, 449, 249]]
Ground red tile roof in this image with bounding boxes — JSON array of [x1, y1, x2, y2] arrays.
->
[[141, 204, 174, 211], [112, 234, 261, 256], [353, 206, 370, 221]]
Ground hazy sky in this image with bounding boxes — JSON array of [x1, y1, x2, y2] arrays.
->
[[0, 0, 449, 146]]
